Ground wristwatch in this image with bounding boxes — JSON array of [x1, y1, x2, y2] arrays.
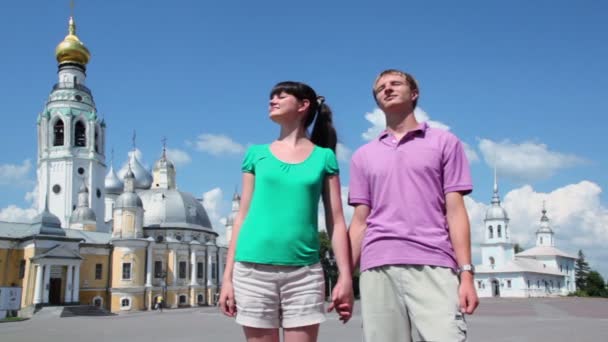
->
[[458, 264, 475, 275]]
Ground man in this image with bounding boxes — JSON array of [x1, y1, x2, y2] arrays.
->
[[348, 69, 478, 341]]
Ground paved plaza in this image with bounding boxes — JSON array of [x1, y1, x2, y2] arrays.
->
[[1, 298, 607, 341]]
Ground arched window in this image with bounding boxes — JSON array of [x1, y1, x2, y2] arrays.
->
[[489, 257, 495, 268], [75, 121, 86, 147], [197, 294, 204, 304], [179, 295, 187, 305], [540, 237, 544, 245], [53, 120, 64, 146], [497, 225, 502, 238], [489, 226, 494, 239]]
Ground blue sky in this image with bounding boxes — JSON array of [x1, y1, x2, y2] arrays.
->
[[0, 1, 606, 276]]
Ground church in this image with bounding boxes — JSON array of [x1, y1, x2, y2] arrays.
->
[[0, 15, 230, 315], [474, 171, 577, 297]]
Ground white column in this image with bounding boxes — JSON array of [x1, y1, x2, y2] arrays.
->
[[33, 264, 44, 304], [146, 244, 153, 287], [65, 265, 73, 303], [207, 252, 213, 286], [43, 264, 51, 303], [73, 265, 80, 303], [172, 248, 178, 285], [190, 249, 197, 286]]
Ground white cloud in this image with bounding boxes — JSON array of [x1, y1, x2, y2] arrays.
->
[[336, 143, 352, 164], [463, 142, 479, 163], [466, 181, 608, 279], [362, 107, 449, 141], [0, 205, 38, 222], [201, 187, 227, 240], [478, 139, 585, 182], [165, 148, 191, 167], [0, 160, 32, 186], [193, 134, 245, 156]]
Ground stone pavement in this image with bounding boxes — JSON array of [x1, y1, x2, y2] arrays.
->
[[1, 298, 607, 341]]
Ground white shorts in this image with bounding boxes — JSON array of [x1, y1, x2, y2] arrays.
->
[[233, 261, 326, 329]]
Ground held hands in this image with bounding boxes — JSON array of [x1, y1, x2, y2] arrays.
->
[[458, 273, 479, 314], [218, 280, 237, 317], [327, 275, 354, 323]]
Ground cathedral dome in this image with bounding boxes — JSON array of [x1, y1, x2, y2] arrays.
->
[[153, 156, 175, 172], [115, 192, 143, 208], [537, 208, 553, 233], [118, 152, 153, 189], [485, 205, 509, 220], [55, 17, 90, 65], [139, 189, 214, 232], [104, 165, 123, 195]]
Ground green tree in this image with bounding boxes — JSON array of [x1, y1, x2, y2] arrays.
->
[[585, 271, 608, 297], [575, 249, 590, 290], [514, 243, 524, 253]]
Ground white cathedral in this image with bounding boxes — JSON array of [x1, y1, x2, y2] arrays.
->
[[474, 172, 577, 298]]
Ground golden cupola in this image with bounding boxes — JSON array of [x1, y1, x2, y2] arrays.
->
[[55, 16, 90, 65]]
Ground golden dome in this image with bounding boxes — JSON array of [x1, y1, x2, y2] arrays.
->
[[55, 17, 90, 65]]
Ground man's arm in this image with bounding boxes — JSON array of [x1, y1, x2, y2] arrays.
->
[[446, 191, 479, 314], [348, 204, 370, 270]]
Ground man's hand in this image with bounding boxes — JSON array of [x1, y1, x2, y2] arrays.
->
[[458, 272, 479, 314]]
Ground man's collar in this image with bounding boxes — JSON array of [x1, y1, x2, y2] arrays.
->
[[378, 121, 429, 141]]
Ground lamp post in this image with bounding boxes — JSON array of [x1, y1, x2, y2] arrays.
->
[[325, 250, 335, 302]]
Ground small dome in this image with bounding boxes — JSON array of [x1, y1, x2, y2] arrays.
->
[[105, 165, 123, 194], [485, 205, 509, 220], [153, 156, 175, 171], [115, 192, 143, 208], [118, 152, 152, 189], [55, 17, 90, 65], [72, 206, 97, 222], [32, 207, 66, 236], [537, 208, 553, 233]]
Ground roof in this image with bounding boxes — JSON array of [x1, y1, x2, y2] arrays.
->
[[0, 220, 111, 244], [476, 258, 564, 276], [516, 246, 576, 259]]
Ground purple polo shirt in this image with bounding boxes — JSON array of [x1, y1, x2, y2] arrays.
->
[[348, 122, 472, 272]]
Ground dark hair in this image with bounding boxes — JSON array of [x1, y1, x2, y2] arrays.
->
[[373, 69, 419, 108], [270, 81, 337, 152]]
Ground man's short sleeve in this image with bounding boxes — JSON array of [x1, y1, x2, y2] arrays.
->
[[442, 136, 473, 195], [348, 150, 371, 206]]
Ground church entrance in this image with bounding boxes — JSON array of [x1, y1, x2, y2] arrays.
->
[[491, 279, 500, 297], [49, 278, 62, 305]]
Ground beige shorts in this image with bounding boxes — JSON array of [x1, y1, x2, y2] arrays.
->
[[232, 261, 326, 329], [360, 265, 467, 342]]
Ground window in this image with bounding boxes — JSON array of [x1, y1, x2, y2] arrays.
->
[[497, 225, 502, 238], [537, 280, 540, 288], [95, 127, 100, 153], [540, 237, 543, 244], [489, 226, 493, 238], [179, 261, 187, 279], [122, 263, 131, 280], [212, 262, 217, 280], [489, 257, 495, 268], [18, 260, 26, 279], [53, 120, 64, 146], [477, 281, 482, 289], [120, 297, 131, 309], [197, 262, 204, 279], [507, 280, 511, 288], [95, 263, 103, 280], [197, 294, 204, 304], [527, 280, 531, 288], [74, 121, 86, 147], [154, 261, 163, 278], [179, 295, 187, 304]]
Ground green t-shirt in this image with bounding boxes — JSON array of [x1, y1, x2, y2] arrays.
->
[[235, 144, 339, 266]]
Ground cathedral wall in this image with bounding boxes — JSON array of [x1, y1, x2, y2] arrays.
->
[[111, 247, 146, 288], [80, 290, 108, 308], [110, 291, 145, 313], [80, 253, 110, 290], [20, 246, 35, 307]]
